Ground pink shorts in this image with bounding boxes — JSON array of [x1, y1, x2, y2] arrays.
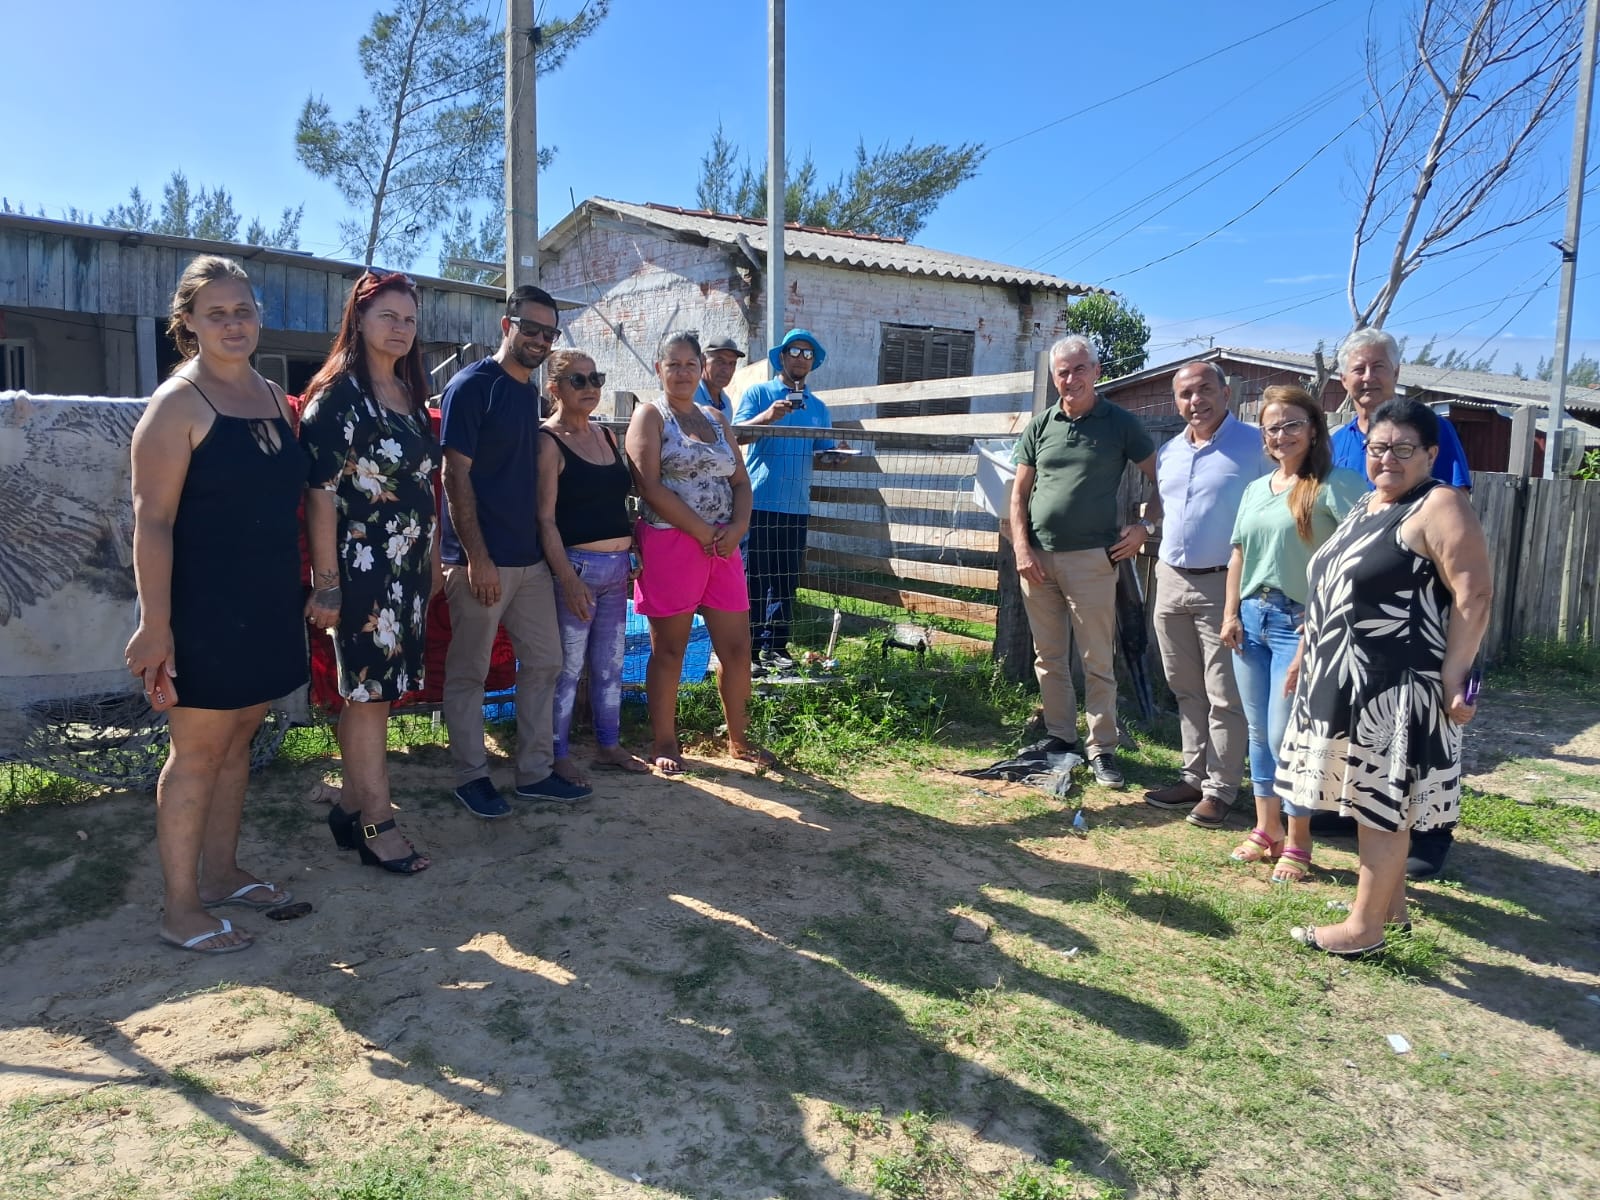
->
[[633, 521, 750, 617]]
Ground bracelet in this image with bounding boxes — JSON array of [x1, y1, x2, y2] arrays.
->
[[312, 585, 342, 603]]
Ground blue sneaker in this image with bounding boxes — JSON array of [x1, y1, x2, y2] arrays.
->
[[514, 773, 593, 803], [454, 777, 511, 820]]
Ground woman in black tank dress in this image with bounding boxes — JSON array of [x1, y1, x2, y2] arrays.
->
[[126, 255, 308, 955]]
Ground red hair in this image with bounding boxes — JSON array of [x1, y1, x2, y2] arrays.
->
[[304, 271, 429, 415]]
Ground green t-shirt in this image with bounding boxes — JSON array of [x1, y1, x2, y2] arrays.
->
[[1014, 398, 1155, 552], [1230, 467, 1367, 604]]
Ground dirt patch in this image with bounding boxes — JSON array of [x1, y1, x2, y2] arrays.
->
[[1460, 687, 1600, 808], [3, 732, 1599, 1199]]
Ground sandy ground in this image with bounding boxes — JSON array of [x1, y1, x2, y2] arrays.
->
[[2, 694, 1598, 1199]]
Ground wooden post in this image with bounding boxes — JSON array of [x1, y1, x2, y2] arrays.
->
[[992, 349, 1052, 682], [1507, 406, 1537, 478], [134, 316, 158, 397]]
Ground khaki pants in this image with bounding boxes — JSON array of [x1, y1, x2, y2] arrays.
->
[[442, 561, 562, 787], [1151, 560, 1246, 805], [1020, 548, 1119, 757]]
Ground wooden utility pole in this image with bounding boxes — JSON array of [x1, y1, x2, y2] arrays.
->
[[765, 0, 785, 363], [505, 0, 539, 288]]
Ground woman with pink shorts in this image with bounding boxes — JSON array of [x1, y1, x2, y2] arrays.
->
[[626, 332, 774, 774]]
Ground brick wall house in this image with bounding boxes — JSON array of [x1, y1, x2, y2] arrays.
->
[[537, 199, 1103, 405]]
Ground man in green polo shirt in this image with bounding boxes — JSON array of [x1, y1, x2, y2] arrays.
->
[[1009, 334, 1160, 788]]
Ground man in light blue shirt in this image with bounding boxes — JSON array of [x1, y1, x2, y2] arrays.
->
[[734, 328, 838, 671], [1146, 360, 1271, 825]]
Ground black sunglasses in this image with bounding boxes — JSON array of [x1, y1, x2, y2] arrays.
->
[[510, 317, 560, 342], [784, 346, 815, 359], [365, 269, 417, 288], [560, 371, 606, 389]]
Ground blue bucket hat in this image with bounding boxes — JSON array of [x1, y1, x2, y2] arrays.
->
[[768, 328, 827, 373]]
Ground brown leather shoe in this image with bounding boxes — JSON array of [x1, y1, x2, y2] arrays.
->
[[1143, 781, 1203, 809]]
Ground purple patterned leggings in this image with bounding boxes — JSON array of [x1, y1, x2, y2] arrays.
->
[[553, 548, 631, 757]]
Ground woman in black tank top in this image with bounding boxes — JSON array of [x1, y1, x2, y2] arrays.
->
[[536, 349, 649, 781], [126, 256, 308, 956]]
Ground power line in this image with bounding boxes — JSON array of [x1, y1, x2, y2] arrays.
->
[[988, 0, 1345, 154]]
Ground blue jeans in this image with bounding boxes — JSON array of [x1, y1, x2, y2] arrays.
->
[[1232, 588, 1305, 808], [746, 510, 808, 657], [553, 549, 630, 757]]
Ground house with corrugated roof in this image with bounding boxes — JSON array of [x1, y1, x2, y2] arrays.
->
[[0, 212, 504, 398], [537, 198, 1102, 405], [1099, 345, 1600, 474]]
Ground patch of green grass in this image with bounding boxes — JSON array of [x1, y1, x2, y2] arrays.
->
[[1460, 787, 1600, 853], [1493, 637, 1600, 698], [485, 998, 532, 1044], [797, 588, 996, 643], [0, 764, 103, 811], [0, 797, 147, 946]]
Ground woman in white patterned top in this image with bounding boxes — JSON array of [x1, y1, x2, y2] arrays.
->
[[626, 332, 774, 775]]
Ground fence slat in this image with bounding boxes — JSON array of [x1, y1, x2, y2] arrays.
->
[[806, 547, 998, 591], [801, 573, 998, 626]]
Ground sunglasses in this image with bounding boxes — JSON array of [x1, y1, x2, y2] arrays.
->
[[784, 346, 815, 359], [364, 269, 417, 289], [510, 317, 560, 342], [559, 370, 606, 389]]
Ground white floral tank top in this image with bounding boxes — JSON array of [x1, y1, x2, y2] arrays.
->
[[641, 394, 736, 528]]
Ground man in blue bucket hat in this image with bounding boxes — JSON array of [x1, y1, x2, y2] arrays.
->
[[734, 328, 845, 673]]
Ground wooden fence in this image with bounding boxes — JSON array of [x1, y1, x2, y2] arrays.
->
[[1470, 472, 1600, 660], [799, 372, 1599, 666]]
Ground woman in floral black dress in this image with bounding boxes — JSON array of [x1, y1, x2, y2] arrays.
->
[[300, 271, 440, 873]]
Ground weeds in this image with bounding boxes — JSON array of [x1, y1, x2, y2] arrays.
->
[[1460, 787, 1600, 855]]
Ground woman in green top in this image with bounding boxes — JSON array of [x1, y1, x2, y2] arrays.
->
[[1220, 385, 1365, 881]]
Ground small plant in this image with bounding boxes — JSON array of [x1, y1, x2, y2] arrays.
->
[[830, 1103, 889, 1137]]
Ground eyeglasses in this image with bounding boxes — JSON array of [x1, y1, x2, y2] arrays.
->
[[1263, 418, 1309, 437], [784, 346, 815, 359], [1366, 442, 1420, 460], [510, 317, 560, 342], [560, 371, 606, 389], [364, 269, 417, 288]]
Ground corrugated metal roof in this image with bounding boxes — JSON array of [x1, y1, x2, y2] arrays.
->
[[1104, 344, 1600, 414], [543, 198, 1100, 295]]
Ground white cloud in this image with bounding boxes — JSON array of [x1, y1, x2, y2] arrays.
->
[[1264, 273, 1338, 285]]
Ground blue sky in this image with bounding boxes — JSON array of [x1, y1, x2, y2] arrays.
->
[[9, 0, 1597, 374]]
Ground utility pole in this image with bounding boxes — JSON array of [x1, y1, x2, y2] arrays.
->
[[505, 0, 539, 289], [765, 0, 785, 368], [1544, 0, 1598, 478]]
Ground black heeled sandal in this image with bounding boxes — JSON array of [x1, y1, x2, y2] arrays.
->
[[328, 803, 359, 851], [358, 818, 430, 875]]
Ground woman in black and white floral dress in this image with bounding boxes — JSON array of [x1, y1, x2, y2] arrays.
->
[[300, 271, 440, 874], [1276, 398, 1491, 958]]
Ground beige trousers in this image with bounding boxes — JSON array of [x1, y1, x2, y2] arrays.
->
[[1020, 548, 1119, 757], [442, 561, 562, 787], [1151, 560, 1246, 805]]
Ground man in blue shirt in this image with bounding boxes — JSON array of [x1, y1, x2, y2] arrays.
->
[[1323, 327, 1467, 879], [440, 284, 591, 817], [1145, 361, 1271, 825], [734, 328, 839, 672], [694, 336, 744, 419], [1329, 327, 1472, 490]]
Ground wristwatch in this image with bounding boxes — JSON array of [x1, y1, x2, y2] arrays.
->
[[1138, 518, 1157, 536]]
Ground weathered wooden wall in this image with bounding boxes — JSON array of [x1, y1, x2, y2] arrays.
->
[[0, 219, 501, 347]]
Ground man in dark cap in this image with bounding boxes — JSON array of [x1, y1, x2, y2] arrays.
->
[[696, 335, 745, 420]]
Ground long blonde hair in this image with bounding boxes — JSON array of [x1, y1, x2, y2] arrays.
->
[[1261, 384, 1333, 544]]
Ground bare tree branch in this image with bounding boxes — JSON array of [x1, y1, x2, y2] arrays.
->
[[1346, 0, 1581, 331]]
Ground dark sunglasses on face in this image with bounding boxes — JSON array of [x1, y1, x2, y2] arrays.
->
[[784, 346, 815, 359], [365, 269, 417, 288], [511, 317, 560, 342], [561, 371, 606, 389]]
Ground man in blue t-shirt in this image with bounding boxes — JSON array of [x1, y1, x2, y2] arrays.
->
[[1328, 327, 1472, 491], [734, 328, 842, 672], [439, 284, 591, 816]]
